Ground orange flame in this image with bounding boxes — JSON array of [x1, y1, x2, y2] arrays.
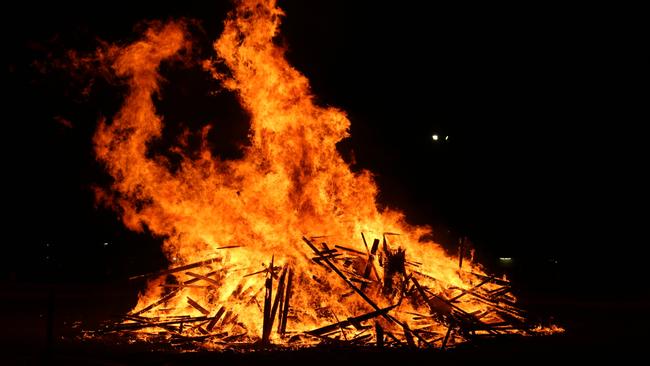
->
[[90, 0, 548, 346]]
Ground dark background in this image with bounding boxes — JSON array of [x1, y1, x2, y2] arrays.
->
[[1, 0, 646, 361]]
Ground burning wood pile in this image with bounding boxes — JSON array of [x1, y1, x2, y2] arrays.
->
[[73, 0, 561, 350], [93, 234, 551, 350]]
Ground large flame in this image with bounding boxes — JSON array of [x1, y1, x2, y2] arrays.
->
[[92, 0, 517, 346]]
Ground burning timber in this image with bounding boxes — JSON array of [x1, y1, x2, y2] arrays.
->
[[89, 234, 559, 350]]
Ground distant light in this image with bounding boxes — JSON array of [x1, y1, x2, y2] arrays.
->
[[432, 134, 439, 141], [445, 136, 449, 141], [499, 257, 512, 262], [103, 242, 109, 247]]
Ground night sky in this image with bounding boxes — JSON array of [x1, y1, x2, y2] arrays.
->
[[3, 1, 645, 298]]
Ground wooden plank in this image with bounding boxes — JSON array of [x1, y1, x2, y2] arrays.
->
[[121, 315, 207, 327], [334, 244, 366, 256], [441, 323, 453, 350], [411, 276, 451, 316], [261, 256, 274, 344], [352, 333, 373, 344], [405, 261, 422, 267], [128, 257, 222, 280], [488, 286, 512, 298], [360, 232, 370, 254], [384, 331, 403, 346], [159, 284, 208, 288], [361, 238, 380, 290], [331, 312, 348, 340], [312, 253, 342, 262], [223, 331, 247, 342], [187, 297, 210, 316], [268, 266, 288, 338], [119, 316, 182, 334], [403, 323, 415, 347], [375, 322, 384, 347], [304, 237, 384, 315], [371, 238, 380, 254], [449, 277, 491, 302], [185, 271, 220, 287], [221, 310, 234, 326], [278, 268, 293, 335], [465, 271, 511, 286], [306, 304, 397, 336], [412, 270, 439, 282], [303, 237, 432, 347], [275, 280, 285, 334], [130, 290, 180, 316], [461, 291, 526, 318], [349, 277, 373, 285], [458, 237, 465, 269], [243, 268, 267, 277], [206, 306, 226, 331], [244, 264, 281, 278]]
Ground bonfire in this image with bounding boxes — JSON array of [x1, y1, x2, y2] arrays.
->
[[81, 0, 561, 349]]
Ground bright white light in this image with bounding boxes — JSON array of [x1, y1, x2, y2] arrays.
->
[[445, 136, 449, 141], [499, 257, 512, 261], [432, 134, 439, 141], [103, 242, 109, 247]]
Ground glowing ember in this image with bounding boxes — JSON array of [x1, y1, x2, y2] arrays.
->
[[86, 0, 561, 348]]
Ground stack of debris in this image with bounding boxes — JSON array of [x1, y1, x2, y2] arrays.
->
[[90, 234, 551, 349]]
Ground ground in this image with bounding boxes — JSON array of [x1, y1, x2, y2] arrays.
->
[[1, 280, 647, 364]]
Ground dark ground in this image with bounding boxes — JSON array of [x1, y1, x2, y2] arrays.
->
[[1, 0, 647, 363], [1, 280, 648, 364]]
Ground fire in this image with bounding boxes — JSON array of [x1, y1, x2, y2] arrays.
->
[[88, 0, 560, 348]]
